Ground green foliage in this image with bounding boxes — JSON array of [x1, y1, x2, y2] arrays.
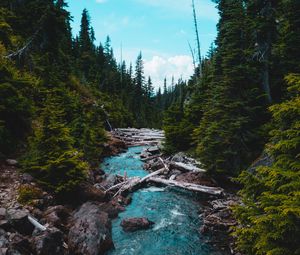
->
[[22, 93, 88, 196], [0, 46, 33, 156], [17, 185, 42, 205], [234, 74, 300, 255], [163, 104, 193, 153], [193, 0, 266, 176]]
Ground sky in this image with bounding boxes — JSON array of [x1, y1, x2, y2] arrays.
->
[[66, 0, 219, 89]]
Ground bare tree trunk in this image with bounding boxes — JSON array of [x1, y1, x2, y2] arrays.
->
[[192, 0, 202, 77]]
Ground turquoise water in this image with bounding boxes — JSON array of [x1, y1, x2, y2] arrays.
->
[[102, 146, 224, 255]]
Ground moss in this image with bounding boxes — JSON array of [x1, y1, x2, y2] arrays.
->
[[17, 185, 42, 205]]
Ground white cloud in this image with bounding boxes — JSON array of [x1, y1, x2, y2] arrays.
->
[[144, 55, 194, 90], [95, 0, 106, 3]]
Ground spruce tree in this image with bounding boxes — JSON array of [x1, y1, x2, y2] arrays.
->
[[23, 92, 88, 197], [194, 0, 266, 176], [234, 74, 300, 255]]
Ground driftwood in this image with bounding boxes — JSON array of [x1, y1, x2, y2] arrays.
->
[[170, 161, 206, 173], [112, 128, 164, 146], [28, 215, 47, 231], [139, 168, 165, 183], [147, 177, 223, 196], [158, 157, 170, 173], [113, 177, 141, 197], [140, 154, 162, 162]]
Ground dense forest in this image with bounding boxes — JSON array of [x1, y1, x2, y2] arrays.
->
[[163, 1, 300, 254], [0, 0, 299, 255]]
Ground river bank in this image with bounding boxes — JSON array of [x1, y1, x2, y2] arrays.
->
[[0, 128, 240, 255]]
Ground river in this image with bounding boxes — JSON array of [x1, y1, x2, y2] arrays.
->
[[102, 146, 226, 255]]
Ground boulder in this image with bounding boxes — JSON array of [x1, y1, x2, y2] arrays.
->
[[7, 233, 32, 255], [0, 229, 9, 248], [32, 228, 64, 255], [120, 217, 154, 232], [68, 202, 114, 255], [21, 174, 34, 184], [6, 159, 18, 166], [76, 184, 107, 204], [0, 220, 10, 231], [43, 205, 70, 228], [99, 201, 125, 219], [6, 209, 34, 235], [147, 146, 160, 155], [116, 195, 132, 206], [0, 208, 6, 220], [171, 152, 186, 163]]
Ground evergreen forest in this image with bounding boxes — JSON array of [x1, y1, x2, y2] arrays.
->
[[0, 1, 299, 255]]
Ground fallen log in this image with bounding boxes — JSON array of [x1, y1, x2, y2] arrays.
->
[[28, 215, 47, 231], [105, 180, 128, 193], [113, 177, 141, 197], [170, 161, 206, 173], [140, 154, 162, 162], [139, 168, 165, 183], [147, 177, 223, 196], [158, 157, 170, 174]]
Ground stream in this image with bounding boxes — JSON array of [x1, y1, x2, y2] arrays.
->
[[102, 146, 225, 255]]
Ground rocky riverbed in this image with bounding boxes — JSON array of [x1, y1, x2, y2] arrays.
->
[[0, 128, 240, 255]]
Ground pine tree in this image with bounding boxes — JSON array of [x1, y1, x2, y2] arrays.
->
[[194, 0, 266, 176], [78, 8, 96, 81], [0, 43, 33, 157], [22, 92, 88, 197], [234, 74, 300, 255]]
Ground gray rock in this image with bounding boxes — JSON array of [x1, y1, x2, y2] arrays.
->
[[0, 220, 10, 231], [21, 174, 34, 184], [68, 202, 114, 255], [43, 205, 70, 227], [32, 228, 64, 255], [120, 217, 154, 232], [0, 229, 8, 248], [0, 208, 6, 220], [6, 209, 34, 235], [147, 146, 160, 155], [7, 233, 31, 255], [6, 159, 18, 166], [101, 175, 117, 189], [171, 152, 186, 163]]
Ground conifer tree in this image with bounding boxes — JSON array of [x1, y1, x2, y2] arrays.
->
[[194, 0, 266, 175], [23, 92, 88, 197], [234, 74, 300, 255]]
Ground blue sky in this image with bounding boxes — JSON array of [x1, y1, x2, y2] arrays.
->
[[66, 0, 219, 88]]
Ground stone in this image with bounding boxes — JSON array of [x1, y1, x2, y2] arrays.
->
[[171, 152, 186, 163], [6, 159, 18, 166], [32, 228, 64, 255], [117, 195, 132, 206], [0, 220, 10, 231], [43, 206, 70, 222], [99, 201, 125, 219], [76, 184, 107, 204], [120, 217, 154, 232], [0, 208, 6, 220], [0, 229, 8, 248], [6, 209, 34, 236], [147, 146, 160, 155], [101, 175, 117, 189], [21, 174, 34, 184], [8, 233, 31, 255], [68, 202, 114, 255]]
